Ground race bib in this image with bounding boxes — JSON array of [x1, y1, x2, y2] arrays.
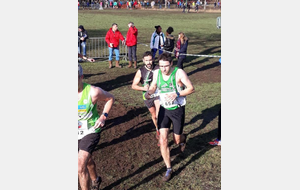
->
[[160, 92, 179, 108], [159, 92, 186, 108], [78, 120, 95, 140]]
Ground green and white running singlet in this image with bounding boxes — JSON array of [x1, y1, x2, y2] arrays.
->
[[157, 67, 186, 110], [78, 83, 100, 140]]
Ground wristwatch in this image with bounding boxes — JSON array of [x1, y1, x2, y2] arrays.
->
[[176, 92, 180, 98], [102, 113, 108, 117]]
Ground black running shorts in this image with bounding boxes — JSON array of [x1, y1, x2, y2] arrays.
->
[[144, 96, 159, 109], [78, 132, 100, 154], [158, 105, 185, 135]]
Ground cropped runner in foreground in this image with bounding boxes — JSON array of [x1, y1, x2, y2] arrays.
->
[[145, 52, 195, 182], [132, 51, 160, 144], [78, 64, 115, 190]]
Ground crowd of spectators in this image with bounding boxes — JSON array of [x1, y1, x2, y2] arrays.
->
[[78, 0, 221, 10]]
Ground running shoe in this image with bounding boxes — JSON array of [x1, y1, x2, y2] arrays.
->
[[162, 169, 173, 182], [91, 176, 102, 190], [209, 139, 221, 146], [179, 134, 187, 153]]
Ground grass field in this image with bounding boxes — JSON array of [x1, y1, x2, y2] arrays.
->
[[79, 8, 221, 190]]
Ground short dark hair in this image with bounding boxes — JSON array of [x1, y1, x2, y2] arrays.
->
[[143, 51, 152, 58], [166, 27, 174, 34], [158, 52, 172, 63], [155, 25, 161, 29], [112, 23, 118, 26]]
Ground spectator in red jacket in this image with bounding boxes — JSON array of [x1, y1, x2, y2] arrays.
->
[[105, 23, 125, 68], [126, 21, 138, 68], [133, 1, 138, 8]]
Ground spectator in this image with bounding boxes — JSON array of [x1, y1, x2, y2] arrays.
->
[[82, 0, 86, 9], [126, 21, 138, 68], [174, 32, 189, 69], [195, 0, 200, 13], [151, 0, 155, 8], [113, 1, 117, 8], [105, 23, 125, 68], [182, 2, 186, 13], [78, 25, 89, 57], [163, 27, 175, 53], [133, 0, 137, 8], [167, 0, 170, 9], [187, 3, 190, 12], [150, 25, 165, 61]]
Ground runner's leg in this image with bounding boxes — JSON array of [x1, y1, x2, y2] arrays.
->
[[159, 128, 171, 168], [158, 106, 172, 168], [148, 106, 158, 130], [87, 157, 97, 182], [78, 150, 91, 190]]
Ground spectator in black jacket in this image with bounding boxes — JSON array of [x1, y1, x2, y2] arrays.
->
[[78, 25, 89, 56], [163, 27, 175, 53]]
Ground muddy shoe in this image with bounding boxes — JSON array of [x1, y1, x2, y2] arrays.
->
[[91, 176, 102, 190], [179, 134, 187, 153], [162, 169, 172, 182]]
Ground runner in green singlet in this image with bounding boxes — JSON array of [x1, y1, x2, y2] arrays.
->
[[78, 64, 115, 190], [145, 52, 195, 182]]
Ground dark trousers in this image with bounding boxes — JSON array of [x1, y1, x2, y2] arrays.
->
[[177, 57, 185, 69], [128, 45, 137, 61]]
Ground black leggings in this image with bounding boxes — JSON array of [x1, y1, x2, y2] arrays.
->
[[177, 57, 185, 69]]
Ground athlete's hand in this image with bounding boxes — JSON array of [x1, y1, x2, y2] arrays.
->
[[94, 117, 105, 129], [143, 84, 149, 91], [165, 92, 177, 102]]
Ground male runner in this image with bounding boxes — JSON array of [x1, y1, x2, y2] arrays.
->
[[145, 52, 195, 182], [132, 51, 160, 141], [78, 64, 115, 190]]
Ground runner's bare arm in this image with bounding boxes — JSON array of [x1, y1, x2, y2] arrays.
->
[[132, 70, 149, 91], [91, 86, 115, 128], [177, 69, 195, 96]]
